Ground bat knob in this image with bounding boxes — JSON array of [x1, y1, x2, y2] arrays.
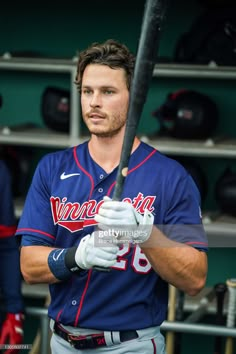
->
[[214, 283, 227, 295]]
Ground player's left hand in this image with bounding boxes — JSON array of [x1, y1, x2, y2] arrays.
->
[[0, 313, 24, 354], [95, 196, 154, 244]]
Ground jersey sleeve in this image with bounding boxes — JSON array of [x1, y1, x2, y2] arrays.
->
[[0, 160, 16, 238], [162, 169, 208, 251], [15, 154, 56, 246]]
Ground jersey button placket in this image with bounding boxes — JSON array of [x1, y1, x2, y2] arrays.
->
[[93, 172, 108, 198]]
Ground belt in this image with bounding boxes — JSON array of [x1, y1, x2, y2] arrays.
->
[[53, 322, 138, 350]]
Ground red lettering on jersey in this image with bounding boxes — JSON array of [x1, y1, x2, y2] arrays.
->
[[132, 192, 144, 209], [50, 197, 104, 232], [123, 193, 156, 213], [50, 195, 155, 233], [62, 202, 81, 219], [137, 196, 156, 213]]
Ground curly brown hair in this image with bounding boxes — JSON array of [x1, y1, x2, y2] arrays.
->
[[75, 39, 135, 92]]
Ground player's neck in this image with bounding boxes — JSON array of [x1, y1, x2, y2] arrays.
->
[[88, 135, 140, 173]]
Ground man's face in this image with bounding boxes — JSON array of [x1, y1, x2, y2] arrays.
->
[[81, 64, 130, 138]]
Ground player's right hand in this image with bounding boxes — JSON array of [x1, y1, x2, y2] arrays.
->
[[74, 233, 119, 270]]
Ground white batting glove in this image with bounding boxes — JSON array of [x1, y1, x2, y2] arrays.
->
[[74, 232, 119, 270], [95, 196, 154, 244]]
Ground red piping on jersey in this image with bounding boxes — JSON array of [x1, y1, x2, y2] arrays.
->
[[127, 148, 157, 174], [74, 269, 93, 327], [107, 148, 157, 196], [56, 309, 63, 322], [73, 146, 94, 199], [0, 225, 16, 238], [151, 338, 157, 353], [16, 228, 56, 240], [186, 241, 208, 247]]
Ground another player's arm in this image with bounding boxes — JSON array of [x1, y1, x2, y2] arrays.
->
[[140, 227, 207, 296]]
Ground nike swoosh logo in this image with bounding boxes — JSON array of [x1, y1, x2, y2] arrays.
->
[[60, 172, 80, 180], [53, 249, 65, 261]]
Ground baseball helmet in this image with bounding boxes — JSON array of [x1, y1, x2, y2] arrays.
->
[[215, 167, 236, 216], [41, 86, 70, 132], [153, 89, 219, 139]]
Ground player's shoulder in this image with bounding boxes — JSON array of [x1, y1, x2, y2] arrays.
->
[[38, 141, 88, 166], [139, 140, 187, 176]]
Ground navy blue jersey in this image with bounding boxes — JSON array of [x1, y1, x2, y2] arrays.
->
[[16, 141, 207, 330], [0, 160, 16, 235], [0, 160, 24, 313]]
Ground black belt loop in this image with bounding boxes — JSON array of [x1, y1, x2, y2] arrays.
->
[[53, 322, 138, 349]]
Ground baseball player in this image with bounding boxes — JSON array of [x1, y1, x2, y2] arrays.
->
[[0, 160, 24, 354], [17, 39, 208, 354]]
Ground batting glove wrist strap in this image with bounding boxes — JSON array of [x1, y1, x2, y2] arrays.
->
[[64, 247, 84, 274], [48, 248, 83, 281]]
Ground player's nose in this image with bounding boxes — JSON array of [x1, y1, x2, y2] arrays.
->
[[90, 92, 102, 108]]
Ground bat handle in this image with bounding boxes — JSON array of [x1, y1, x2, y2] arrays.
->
[[214, 283, 227, 354], [226, 279, 236, 327], [166, 285, 177, 354], [214, 283, 227, 324], [174, 290, 185, 354], [225, 279, 236, 354]]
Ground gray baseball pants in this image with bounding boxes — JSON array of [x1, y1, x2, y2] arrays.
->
[[50, 321, 166, 354]]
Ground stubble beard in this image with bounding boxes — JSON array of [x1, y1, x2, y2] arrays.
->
[[92, 123, 125, 138], [85, 112, 127, 138]]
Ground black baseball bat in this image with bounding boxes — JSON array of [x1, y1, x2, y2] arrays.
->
[[112, 0, 168, 201], [94, 0, 168, 272], [214, 283, 227, 354]]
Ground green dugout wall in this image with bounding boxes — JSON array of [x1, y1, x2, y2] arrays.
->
[[0, 1, 236, 352]]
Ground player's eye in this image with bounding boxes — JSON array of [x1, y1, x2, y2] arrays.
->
[[82, 88, 92, 95], [103, 89, 114, 95]]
